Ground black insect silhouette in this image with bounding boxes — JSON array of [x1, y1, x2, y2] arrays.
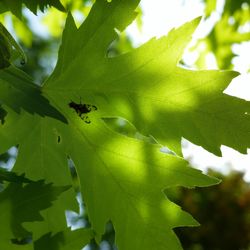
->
[[69, 100, 97, 124]]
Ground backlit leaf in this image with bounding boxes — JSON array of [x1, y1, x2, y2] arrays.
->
[[0, 0, 247, 249]]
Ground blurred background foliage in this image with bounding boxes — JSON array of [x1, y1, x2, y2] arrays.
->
[[0, 0, 250, 249], [192, 0, 250, 69], [174, 170, 250, 250]]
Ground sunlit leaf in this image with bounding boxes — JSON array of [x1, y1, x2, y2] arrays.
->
[[0, 0, 247, 249]]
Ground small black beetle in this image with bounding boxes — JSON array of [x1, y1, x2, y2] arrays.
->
[[69, 100, 97, 124]]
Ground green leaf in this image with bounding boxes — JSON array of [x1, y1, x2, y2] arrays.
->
[[204, 0, 217, 17], [0, 180, 70, 248], [195, 1, 250, 69], [34, 228, 93, 250], [46, 4, 245, 156], [0, 67, 67, 122], [0, 0, 246, 249], [0, 72, 219, 249], [0, 22, 27, 67], [0, 0, 65, 18], [0, 167, 30, 183]]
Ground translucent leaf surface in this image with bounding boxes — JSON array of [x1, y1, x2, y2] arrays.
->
[[0, 0, 246, 249]]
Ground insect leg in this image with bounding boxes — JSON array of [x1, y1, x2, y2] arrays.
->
[[83, 116, 91, 124]]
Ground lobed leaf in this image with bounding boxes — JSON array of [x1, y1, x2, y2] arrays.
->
[[0, 0, 247, 249], [0, 180, 70, 248]]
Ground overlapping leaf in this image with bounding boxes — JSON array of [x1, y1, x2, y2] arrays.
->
[[195, 0, 250, 69], [0, 0, 64, 18], [0, 180, 70, 249], [0, 0, 248, 249], [34, 228, 93, 250], [0, 167, 30, 183]]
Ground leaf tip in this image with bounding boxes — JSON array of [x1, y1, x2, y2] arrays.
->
[[201, 174, 221, 187], [191, 16, 203, 28], [208, 175, 221, 185], [231, 70, 240, 78]]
